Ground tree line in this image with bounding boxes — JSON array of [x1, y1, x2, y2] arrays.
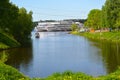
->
[[0, 0, 33, 45], [84, 0, 120, 30]]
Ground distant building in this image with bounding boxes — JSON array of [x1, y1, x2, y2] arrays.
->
[[35, 20, 83, 32]]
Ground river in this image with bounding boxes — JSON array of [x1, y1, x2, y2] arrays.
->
[[1, 32, 120, 78]]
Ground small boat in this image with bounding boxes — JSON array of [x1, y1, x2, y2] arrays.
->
[[35, 32, 40, 38]]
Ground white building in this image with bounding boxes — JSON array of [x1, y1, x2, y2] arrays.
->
[[36, 21, 83, 31]]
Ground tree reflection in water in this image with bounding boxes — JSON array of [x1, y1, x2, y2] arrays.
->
[[89, 38, 120, 74], [0, 47, 33, 72]]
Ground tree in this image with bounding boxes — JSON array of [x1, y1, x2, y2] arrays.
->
[[0, 1, 33, 46], [115, 12, 120, 29], [71, 24, 78, 31], [8, 4, 19, 33], [0, 0, 19, 32], [84, 9, 102, 29], [101, 6, 108, 28], [104, 0, 120, 29], [13, 7, 33, 45], [0, 0, 10, 29]]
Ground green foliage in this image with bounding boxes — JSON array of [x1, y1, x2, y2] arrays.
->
[[1, 61, 120, 80], [0, 0, 33, 46], [39, 71, 93, 80], [0, 62, 29, 80], [84, 9, 102, 29], [31, 78, 44, 80], [0, 43, 9, 49], [98, 67, 120, 80], [101, 5, 109, 28], [0, 52, 8, 63], [12, 7, 33, 45], [73, 31, 120, 44], [71, 24, 78, 31], [0, 31, 20, 50], [115, 12, 120, 28], [0, 0, 10, 29], [0, 1, 19, 32], [104, 0, 120, 28], [85, 0, 120, 30]]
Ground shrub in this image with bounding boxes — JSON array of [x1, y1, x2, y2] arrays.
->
[[0, 62, 29, 80]]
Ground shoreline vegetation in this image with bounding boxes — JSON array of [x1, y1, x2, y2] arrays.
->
[[1, 0, 120, 79], [0, 31, 120, 80], [71, 31, 120, 43], [0, 0, 33, 50], [0, 31, 20, 50], [1, 30, 120, 80], [1, 62, 120, 80], [0, 30, 120, 80]]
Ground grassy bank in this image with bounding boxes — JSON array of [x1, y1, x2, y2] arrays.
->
[[1, 63, 120, 80], [1, 31, 120, 80], [0, 62, 30, 80], [71, 31, 120, 42], [33, 69, 120, 80], [0, 31, 20, 50]]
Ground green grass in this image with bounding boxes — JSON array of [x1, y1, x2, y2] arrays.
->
[[71, 31, 120, 42], [0, 43, 9, 49], [0, 31, 20, 50], [31, 69, 120, 80], [44, 71, 93, 80], [97, 68, 120, 80], [1, 31, 120, 80], [1, 61, 120, 80], [0, 62, 29, 80]]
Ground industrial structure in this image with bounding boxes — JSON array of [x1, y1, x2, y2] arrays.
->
[[35, 20, 83, 32]]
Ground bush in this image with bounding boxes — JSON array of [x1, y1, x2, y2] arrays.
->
[[0, 62, 29, 80], [0, 31, 20, 49], [0, 43, 9, 50]]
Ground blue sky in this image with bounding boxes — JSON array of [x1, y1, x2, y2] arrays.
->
[[10, 0, 106, 21]]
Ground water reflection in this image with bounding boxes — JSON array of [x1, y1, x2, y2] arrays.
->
[[89, 39, 120, 73], [30, 32, 106, 77], [1, 32, 120, 78], [0, 47, 33, 74], [100, 42, 120, 73]]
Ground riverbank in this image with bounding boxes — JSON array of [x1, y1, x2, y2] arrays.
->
[[71, 31, 120, 43], [0, 62, 30, 80], [1, 31, 120, 80], [0, 31, 20, 50], [1, 62, 120, 80], [0, 51, 120, 80]]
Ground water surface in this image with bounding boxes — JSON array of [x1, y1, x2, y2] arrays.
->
[[1, 32, 120, 78]]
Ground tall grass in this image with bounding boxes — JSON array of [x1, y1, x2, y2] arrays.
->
[[0, 31, 20, 50], [0, 62, 29, 80], [72, 31, 120, 42], [0, 52, 8, 63]]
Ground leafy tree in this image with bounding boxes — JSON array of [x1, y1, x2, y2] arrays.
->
[[0, 0, 10, 29], [101, 6, 108, 28], [115, 12, 120, 29], [84, 9, 102, 29], [71, 24, 78, 31], [0, 1, 33, 46], [104, 0, 120, 29], [8, 4, 19, 33], [0, 0, 19, 32], [13, 7, 33, 45]]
